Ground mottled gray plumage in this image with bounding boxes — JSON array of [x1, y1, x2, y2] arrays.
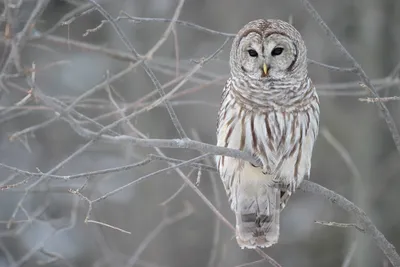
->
[[216, 19, 320, 249]]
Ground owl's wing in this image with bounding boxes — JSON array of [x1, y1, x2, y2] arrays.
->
[[216, 79, 232, 134]]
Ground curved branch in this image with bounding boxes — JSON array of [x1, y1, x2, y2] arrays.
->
[[300, 181, 400, 267], [46, 109, 400, 265]]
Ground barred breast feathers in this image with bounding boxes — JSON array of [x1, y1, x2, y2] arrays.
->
[[230, 76, 319, 112], [216, 76, 320, 200]]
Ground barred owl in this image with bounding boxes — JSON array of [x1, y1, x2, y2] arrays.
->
[[216, 19, 320, 249]]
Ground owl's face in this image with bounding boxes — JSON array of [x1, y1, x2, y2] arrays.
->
[[230, 19, 307, 81], [237, 33, 297, 80]]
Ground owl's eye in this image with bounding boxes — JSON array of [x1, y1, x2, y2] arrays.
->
[[248, 49, 258, 57], [271, 47, 284, 56]]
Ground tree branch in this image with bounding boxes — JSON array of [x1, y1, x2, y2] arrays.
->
[[88, 0, 188, 138], [300, 181, 400, 267], [300, 0, 400, 154]]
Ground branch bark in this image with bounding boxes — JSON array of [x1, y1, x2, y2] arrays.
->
[[300, 181, 400, 267]]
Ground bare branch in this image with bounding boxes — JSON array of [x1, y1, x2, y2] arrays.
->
[[89, 0, 188, 138], [144, 0, 185, 60], [36, 2, 94, 38], [314, 220, 364, 232], [85, 220, 132, 234], [192, 130, 222, 267], [0, 2, 398, 266], [300, 0, 400, 154], [308, 59, 357, 73], [159, 182, 187, 206], [359, 96, 400, 103], [1, 0, 50, 74], [300, 181, 400, 267], [124, 202, 194, 267], [91, 154, 211, 204], [62, 125, 258, 165], [321, 128, 361, 183], [88, 12, 236, 38]]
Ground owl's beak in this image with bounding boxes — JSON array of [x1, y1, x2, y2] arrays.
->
[[262, 63, 268, 77]]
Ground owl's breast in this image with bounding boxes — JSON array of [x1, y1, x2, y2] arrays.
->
[[267, 104, 320, 183], [217, 86, 319, 181]]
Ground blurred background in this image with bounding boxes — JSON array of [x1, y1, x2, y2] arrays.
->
[[0, 0, 399, 266]]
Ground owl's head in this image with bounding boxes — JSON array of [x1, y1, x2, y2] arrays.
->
[[230, 19, 307, 81]]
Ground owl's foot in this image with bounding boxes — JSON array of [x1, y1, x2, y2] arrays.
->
[[270, 181, 297, 211], [279, 190, 292, 211]]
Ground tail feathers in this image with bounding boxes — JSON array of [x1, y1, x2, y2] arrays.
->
[[235, 185, 280, 249]]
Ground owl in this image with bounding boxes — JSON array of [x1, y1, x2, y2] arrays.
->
[[216, 19, 320, 249]]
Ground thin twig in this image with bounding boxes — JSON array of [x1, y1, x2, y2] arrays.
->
[[86, 219, 131, 234], [300, 0, 400, 154], [192, 130, 222, 267], [36, 2, 94, 38], [314, 220, 364, 232], [145, 0, 185, 60], [124, 202, 193, 267], [359, 96, 400, 103], [91, 154, 211, 204], [1, 0, 50, 74], [321, 128, 361, 183], [300, 181, 400, 267], [89, 0, 188, 138], [94, 12, 236, 38], [308, 59, 356, 73], [159, 182, 187, 206]]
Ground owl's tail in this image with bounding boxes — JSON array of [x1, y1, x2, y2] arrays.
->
[[235, 184, 280, 249]]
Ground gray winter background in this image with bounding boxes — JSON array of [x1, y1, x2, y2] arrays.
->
[[0, 0, 399, 267]]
